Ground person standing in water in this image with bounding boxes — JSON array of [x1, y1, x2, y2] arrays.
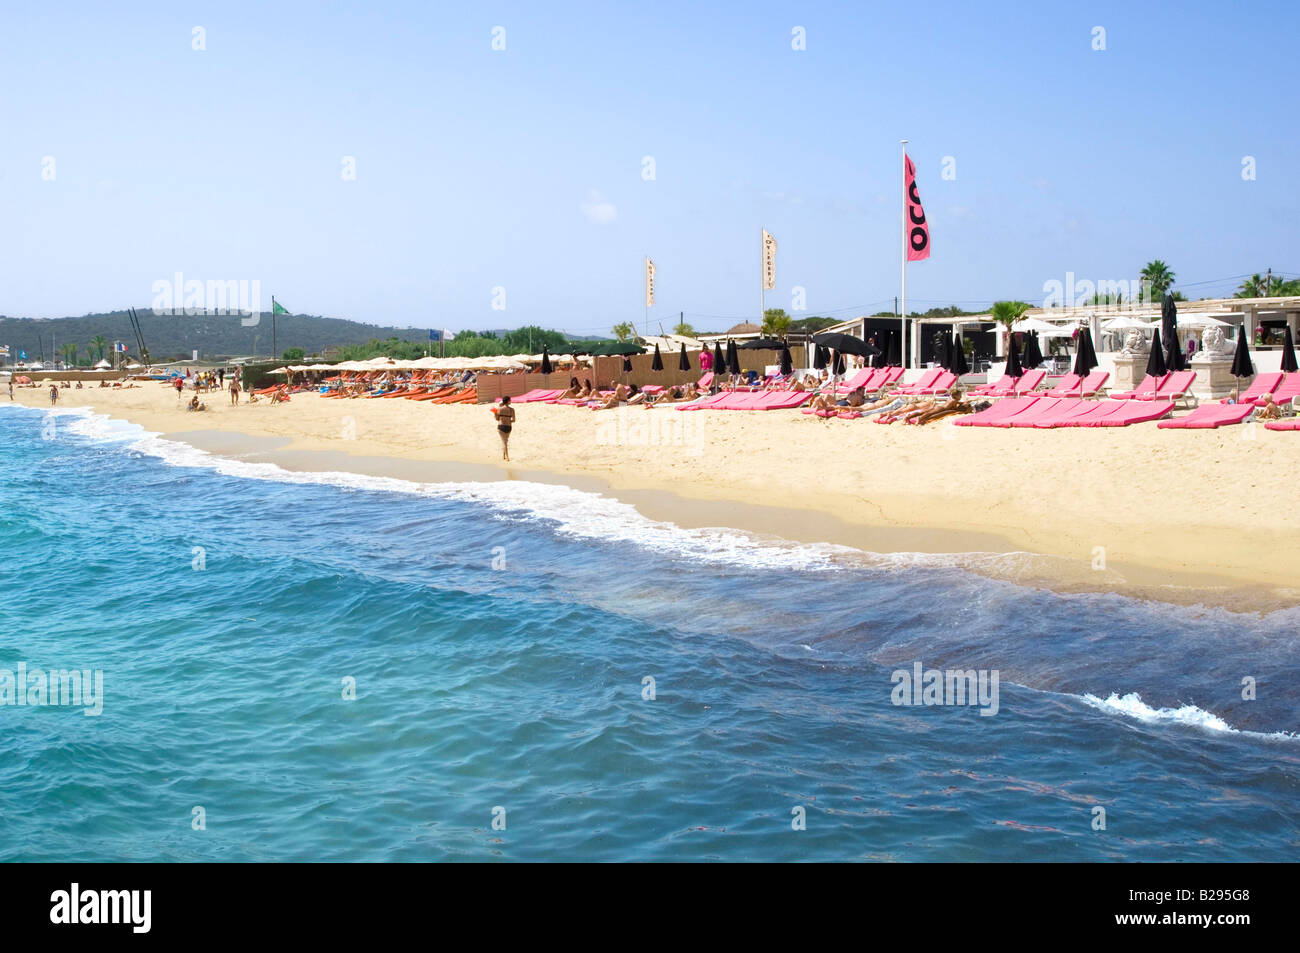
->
[[492, 395, 515, 461]]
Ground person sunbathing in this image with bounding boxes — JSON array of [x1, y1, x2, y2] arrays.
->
[[560, 377, 582, 398], [858, 394, 906, 417], [592, 383, 630, 409], [809, 386, 868, 411], [907, 387, 970, 425], [876, 396, 937, 424]]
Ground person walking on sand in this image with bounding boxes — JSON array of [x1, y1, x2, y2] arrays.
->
[[492, 395, 515, 461], [49, 384, 58, 406], [229, 377, 241, 405]]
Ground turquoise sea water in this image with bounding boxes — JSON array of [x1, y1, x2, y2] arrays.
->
[[1, 403, 1297, 861]]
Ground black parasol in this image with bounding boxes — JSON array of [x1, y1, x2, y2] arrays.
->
[[539, 346, 553, 375], [678, 343, 691, 372], [1281, 326, 1299, 375], [950, 333, 970, 376], [1072, 327, 1099, 377], [1162, 295, 1186, 372], [1145, 328, 1168, 378], [1004, 332, 1024, 378], [651, 344, 663, 372]]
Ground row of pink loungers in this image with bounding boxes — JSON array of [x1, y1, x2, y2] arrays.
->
[[954, 396, 1177, 428]]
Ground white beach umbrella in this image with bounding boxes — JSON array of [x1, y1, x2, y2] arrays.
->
[[1011, 317, 1063, 333]]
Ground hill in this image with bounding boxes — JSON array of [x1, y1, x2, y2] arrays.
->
[[0, 309, 431, 363]]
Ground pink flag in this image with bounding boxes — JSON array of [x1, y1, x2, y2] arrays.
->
[[904, 155, 930, 262]]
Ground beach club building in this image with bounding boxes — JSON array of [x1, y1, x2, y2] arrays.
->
[[807, 295, 1300, 400]]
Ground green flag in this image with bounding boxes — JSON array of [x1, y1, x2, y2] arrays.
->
[[272, 298, 289, 315]]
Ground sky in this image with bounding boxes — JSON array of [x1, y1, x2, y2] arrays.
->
[[1, 0, 1296, 336]]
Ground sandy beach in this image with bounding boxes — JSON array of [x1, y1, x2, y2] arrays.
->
[[15, 383, 1300, 610]]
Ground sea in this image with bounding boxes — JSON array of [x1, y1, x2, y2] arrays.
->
[[1, 402, 1297, 861]]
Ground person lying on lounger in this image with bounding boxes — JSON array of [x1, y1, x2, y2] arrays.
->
[[906, 387, 970, 425], [560, 377, 582, 399], [809, 386, 868, 411], [592, 383, 631, 409]]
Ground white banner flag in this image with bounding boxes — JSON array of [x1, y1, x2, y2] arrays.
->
[[645, 257, 656, 308], [762, 229, 777, 290]]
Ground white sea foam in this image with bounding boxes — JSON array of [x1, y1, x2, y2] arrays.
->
[[52, 408, 865, 571], [1080, 691, 1297, 740]]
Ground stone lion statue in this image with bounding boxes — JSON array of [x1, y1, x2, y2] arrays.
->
[[1120, 329, 1146, 355], [1201, 326, 1227, 355]]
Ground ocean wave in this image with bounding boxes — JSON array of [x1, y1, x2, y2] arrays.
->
[[1080, 692, 1297, 740]]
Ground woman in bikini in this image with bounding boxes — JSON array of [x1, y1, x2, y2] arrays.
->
[[493, 395, 515, 461]]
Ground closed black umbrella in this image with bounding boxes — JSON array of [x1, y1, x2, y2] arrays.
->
[[1004, 332, 1024, 378], [1281, 326, 1299, 374], [651, 344, 663, 372], [951, 333, 970, 376], [539, 346, 553, 375], [678, 343, 691, 372], [725, 339, 741, 375], [812, 331, 881, 359], [1162, 295, 1185, 372], [886, 331, 901, 367], [1145, 328, 1168, 378], [832, 350, 846, 376], [713, 342, 725, 374], [1072, 327, 1099, 377], [1020, 332, 1044, 369], [1230, 329, 1254, 401], [779, 345, 793, 376], [813, 344, 828, 370], [622, 356, 633, 373], [938, 332, 953, 371]]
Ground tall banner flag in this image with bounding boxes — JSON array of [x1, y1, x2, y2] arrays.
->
[[645, 257, 656, 308], [761, 230, 778, 290], [904, 155, 930, 262]]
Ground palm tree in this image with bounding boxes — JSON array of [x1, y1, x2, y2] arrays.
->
[[1236, 274, 1267, 298], [60, 342, 79, 367], [89, 335, 107, 362], [1140, 260, 1176, 299], [990, 300, 1031, 328], [611, 322, 634, 342]]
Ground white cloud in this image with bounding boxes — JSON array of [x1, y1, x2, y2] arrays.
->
[[580, 190, 617, 225]]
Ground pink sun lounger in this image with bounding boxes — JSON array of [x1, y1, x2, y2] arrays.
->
[[1157, 403, 1254, 429], [1080, 399, 1175, 426], [1253, 372, 1300, 407], [1111, 373, 1170, 400], [952, 396, 1039, 427], [1030, 399, 1116, 428], [999, 396, 1067, 427], [1222, 371, 1281, 405], [760, 390, 812, 410], [1000, 397, 1070, 427], [1264, 419, 1300, 431], [891, 368, 944, 396]]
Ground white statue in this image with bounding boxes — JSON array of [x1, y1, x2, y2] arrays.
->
[[1201, 325, 1228, 355], [1120, 329, 1146, 356]]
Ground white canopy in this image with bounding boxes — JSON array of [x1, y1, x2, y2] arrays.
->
[[1101, 315, 1150, 331], [1011, 317, 1066, 333]]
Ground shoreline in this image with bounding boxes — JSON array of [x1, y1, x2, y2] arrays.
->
[[11, 386, 1300, 612]]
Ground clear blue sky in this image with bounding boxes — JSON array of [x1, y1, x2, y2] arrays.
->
[[1, 0, 1296, 335]]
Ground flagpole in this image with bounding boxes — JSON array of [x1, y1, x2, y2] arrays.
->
[[759, 228, 765, 324], [271, 296, 277, 361], [900, 140, 908, 369]]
